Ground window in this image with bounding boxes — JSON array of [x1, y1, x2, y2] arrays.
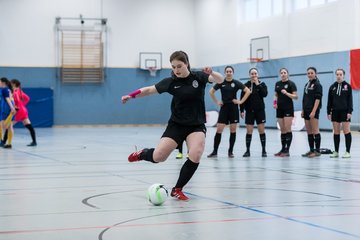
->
[[258, 0, 272, 19], [244, 0, 257, 22], [273, 0, 284, 15], [294, 0, 308, 10], [239, 0, 337, 23], [311, 0, 325, 6]]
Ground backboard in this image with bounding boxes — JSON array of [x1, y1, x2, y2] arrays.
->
[[139, 52, 162, 70], [250, 36, 270, 61]]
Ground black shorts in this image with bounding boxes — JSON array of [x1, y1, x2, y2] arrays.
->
[[218, 104, 239, 125], [162, 120, 207, 146], [276, 108, 294, 118], [245, 109, 266, 125], [331, 110, 350, 123], [303, 109, 320, 120]]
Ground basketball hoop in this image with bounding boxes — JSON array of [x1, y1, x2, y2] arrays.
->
[[248, 57, 263, 68], [148, 67, 157, 77]]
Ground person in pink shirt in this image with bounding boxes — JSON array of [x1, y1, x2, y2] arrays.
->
[[11, 79, 37, 146]]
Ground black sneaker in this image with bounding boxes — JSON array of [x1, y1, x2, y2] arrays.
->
[[243, 151, 250, 157], [207, 152, 217, 158], [274, 151, 283, 156], [279, 152, 290, 157], [228, 152, 234, 158], [3, 144, 12, 149], [27, 142, 37, 147], [262, 151, 267, 157]]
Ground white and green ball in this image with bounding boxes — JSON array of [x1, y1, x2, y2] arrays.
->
[[147, 184, 168, 206]]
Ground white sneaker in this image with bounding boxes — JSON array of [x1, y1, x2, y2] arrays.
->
[[330, 151, 339, 158], [342, 152, 351, 158]]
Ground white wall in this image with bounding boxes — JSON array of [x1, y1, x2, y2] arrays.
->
[[1, 0, 359, 68], [0, 0, 195, 68], [194, 0, 360, 67]]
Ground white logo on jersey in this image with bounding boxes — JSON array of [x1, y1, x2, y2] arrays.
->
[[231, 83, 235, 88], [192, 80, 199, 88], [284, 84, 288, 89], [174, 86, 181, 89]]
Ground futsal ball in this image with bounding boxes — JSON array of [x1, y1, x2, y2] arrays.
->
[[147, 183, 168, 206]]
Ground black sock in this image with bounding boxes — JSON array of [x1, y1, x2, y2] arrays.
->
[[245, 134, 252, 152], [2, 129, 8, 144], [177, 142, 183, 154], [229, 132, 236, 153], [260, 133, 266, 152], [314, 133, 321, 152], [25, 124, 37, 143], [213, 133, 222, 153], [345, 133, 351, 153], [280, 133, 286, 152], [285, 132, 293, 152], [308, 134, 315, 152], [140, 148, 157, 163], [174, 158, 199, 189], [333, 134, 340, 152]]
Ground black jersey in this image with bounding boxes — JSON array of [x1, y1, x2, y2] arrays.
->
[[302, 78, 322, 112], [274, 79, 297, 110], [155, 71, 210, 126], [327, 81, 353, 114], [213, 79, 245, 104], [240, 80, 268, 112]]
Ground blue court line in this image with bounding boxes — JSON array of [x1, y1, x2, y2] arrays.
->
[[187, 192, 360, 239]]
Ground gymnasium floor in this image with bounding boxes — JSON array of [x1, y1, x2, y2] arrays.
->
[[0, 126, 359, 240]]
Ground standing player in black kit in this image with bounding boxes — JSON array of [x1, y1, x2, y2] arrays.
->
[[273, 68, 298, 157], [121, 51, 224, 201], [207, 66, 251, 158], [301, 67, 323, 158], [327, 69, 353, 158], [240, 68, 268, 157]]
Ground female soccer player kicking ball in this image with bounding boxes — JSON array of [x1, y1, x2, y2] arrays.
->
[[121, 51, 224, 201]]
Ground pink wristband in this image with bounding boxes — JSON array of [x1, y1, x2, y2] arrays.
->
[[128, 89, 141, 98], [273, 100, 277, 105]]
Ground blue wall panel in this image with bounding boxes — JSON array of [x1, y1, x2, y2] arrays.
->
[[212, 51, 355, 130], [1, 51, 358, 130], [13, 88, 54, 128]]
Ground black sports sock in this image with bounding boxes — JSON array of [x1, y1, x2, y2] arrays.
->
[[177, 142, 183, 154], [174, 158, 199, 188], [285, 132, 293, 152], [333, 134, 340, 152], [308, 134, 315, 152], [2, 129, 8, 144], [140, 148, 157, 163], [260, 133, 266, 152], [280, 133, 286, 152], [25, 124, 37, 143], [345, 133, 352, 153], [229, 132, 236, 153], [245, 134, 252, 152], [314, 133, 321, 152], [213, 133, 222, 153]]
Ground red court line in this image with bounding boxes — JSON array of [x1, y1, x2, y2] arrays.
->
[[1, 212, 360, 235]]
